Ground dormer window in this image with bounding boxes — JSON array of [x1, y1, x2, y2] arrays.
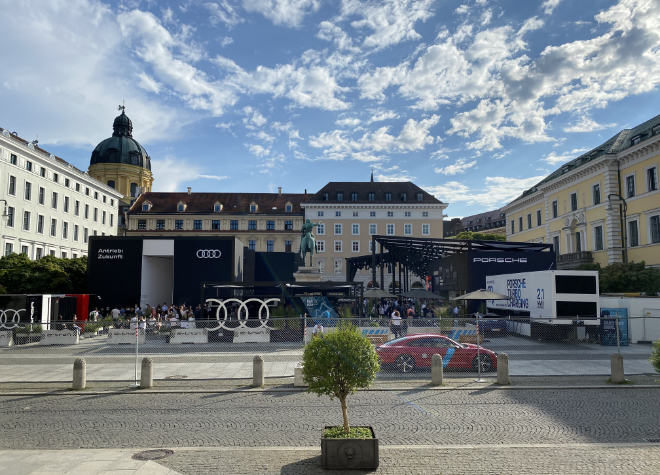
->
[[285, 202, 292, 213], [368, 192, 375, 202], [177, 201, 186, 212], [385, 192, 392, 202], [250, 202, 258, 213], [652, 124, 660, 136], [416, 192, 423, 202], [323, 192, 329, 201], [401, 192, 407, 202], [213, 202, 223, 213], [142, 201, 152, 212], [337, 192, 344, 202], [351, 192, 358, 202], [631, 134, 642, 145]]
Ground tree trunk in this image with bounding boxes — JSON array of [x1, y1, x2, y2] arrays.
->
[[340, 395, 349, 434]]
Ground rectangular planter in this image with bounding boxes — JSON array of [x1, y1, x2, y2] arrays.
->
[[321, 426, 379, 470]]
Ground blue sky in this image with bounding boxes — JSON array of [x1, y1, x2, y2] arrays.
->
[[1, 0, 659, 218]]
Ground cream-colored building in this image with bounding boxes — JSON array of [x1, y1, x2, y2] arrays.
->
[[301, 181, 447, 284], [126, 190, 305, 253], [0, 128, 122, 258], [504, 114, 660, 269]]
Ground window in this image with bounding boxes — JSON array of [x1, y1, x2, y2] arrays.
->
[[230, 220, 238, 230], [156, 219, 165, 230], [130, 183, 137, 197], [334, 223, 342, 235], [317, 223, 325, 234], [74, 225, 79, 241], [193, 220, 202, 230], [404, 211, 411, 217], [323, 192, 329, 201], [8, 175, 16, 195], [334, 259, 343, 273], [650, 215, 660, 244], [212, 220, 220, 230], [594, 225, 603, 251], [110, 214, 113, 226], [24, 181, 31, 201], [110, 199, 114, 206], [626, 175, 635, 198], [351, 192, 358, 202], [335, 211, 341, 217], [248, 220, 257, 231], [26, 160, 32, 171], [422, 211, 428, 217], [23, 211, 30, 231], [266, 240, 274, 252], [527, 214, 532, 229], [368, 192, 375, 202], [553, 235, 560, 255], [64, 196, 69, 213], [316, 240, 325, 252], [51, 192, 57, 209], [50, 250, 55, 257], [369, 223, 377, 235], [21, 245, 28, 255], [248, 240, 256, 251], [93, 207, 98, 222], [65, 178, 70, 187], [142, 202, 150, 212], [352, 224, 359, 235], [40, 167, 46, 178], [416, 192, 423, 202], [52, 172, 58, 183], [337, 192, 344, 202], [94, 191, 98, 200], [648, 167, 658, 192], [537, 210, 542, 226], [37, 215, 44, 234], [387, 211, 394, 217], [285, 240, 292, 252], [631, 134, 642, 145], [352, 241, 359, 252], [102, 210, 106, 225], [628, 220, 639, 247], [386, 224, 394, 235], [593, 183, 601, 205], [385, 192, 392, 202], [575, 232, 582, 252], [266, 220, 275, 230], [177, 202, 185, 212], [75, 182, 80, 191], [518, 216, 523, 231], [285, 203, 292, 213], [422, 223, 430, 235], [175, 219, 184, 230], [107, 180, 115, 189], [10, 154, 17, 165], [404, 224, 412, 235], [62, 222, 68, 239], [370, 211, 376, 217], [84, 204, 89, 219], [35, 247, 42, 259], [284, 220, 293, 230], [334, 240, 343, 252], [4, 242, 13, 256], [74, 200, 79, 216], [249, 203, 257, 212], [317, 211, 324, 217], [352, 211, 358, 217], [511, 220, 515, 234], [570, 193, 578, 211], [401, 192, 407, 202], [6, 206, 14, 227], [83, 228, 88, 243], [137, 219, 147, 230], [62, 252, 67, 259]]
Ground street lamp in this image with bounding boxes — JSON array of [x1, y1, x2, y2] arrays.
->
[[607, 193, 628, 264]]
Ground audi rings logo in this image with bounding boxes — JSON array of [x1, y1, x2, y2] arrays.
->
[[196, 249, 222, 258], [0, 308, 24, 330], [205, 298, 280, 331]]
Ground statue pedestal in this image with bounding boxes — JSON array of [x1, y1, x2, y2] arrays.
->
[[293, 266, 323, 282]]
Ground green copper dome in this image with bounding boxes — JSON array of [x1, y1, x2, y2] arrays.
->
[[90, 110, 151, 170]]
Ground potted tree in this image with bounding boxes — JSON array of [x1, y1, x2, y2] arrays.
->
[[302, 323, 381, 470]]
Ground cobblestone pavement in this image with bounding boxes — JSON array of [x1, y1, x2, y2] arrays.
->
[[2, 388, 660, 449]]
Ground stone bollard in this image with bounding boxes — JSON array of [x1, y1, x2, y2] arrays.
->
[[610, 353, 625, 383], [72, 358, 86, 390], [431, 354, 443, 386], [497, 353, 510, 385], [294, 364, 306, 387], [253, 355, 264, 387], [140, 357, 153, 389]]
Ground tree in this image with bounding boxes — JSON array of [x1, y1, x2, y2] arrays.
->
[[302, 323, 380, 434], [0, 254, 88, 294], [652, 339, 660, 373], [579, 261, 660, 295], [452, 231, 505, 241]]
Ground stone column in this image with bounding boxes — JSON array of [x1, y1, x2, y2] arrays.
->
[[497, 353, 510, 385], [140, 357, 153, 389], [72, 358, 86, 390], [431, 354, 443, 386], [610, 353, 625, 383], [253, 355, 264, 387]]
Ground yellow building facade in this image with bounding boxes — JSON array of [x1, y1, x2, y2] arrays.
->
[[504, 115, 660, 269]]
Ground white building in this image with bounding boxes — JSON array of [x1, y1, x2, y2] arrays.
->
[[0, 128, 122, 258]]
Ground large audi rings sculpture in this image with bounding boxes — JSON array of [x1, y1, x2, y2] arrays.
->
[[196, 249, 222, 258], [0, 309, 24, 330], [205, 298, 280, 331]]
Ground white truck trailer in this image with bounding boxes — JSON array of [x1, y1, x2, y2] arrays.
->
[[485, 270, 600, 339]]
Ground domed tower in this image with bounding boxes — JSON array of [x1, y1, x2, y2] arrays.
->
[[89, 106, 154, 204]]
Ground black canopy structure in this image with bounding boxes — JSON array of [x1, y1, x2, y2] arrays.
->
[[346, 235, 554, 294]]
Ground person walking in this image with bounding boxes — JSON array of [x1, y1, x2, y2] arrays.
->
[[390, 309, 402, 339]]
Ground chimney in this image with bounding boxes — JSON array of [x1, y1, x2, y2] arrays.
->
[[187, 187, 191, 195]]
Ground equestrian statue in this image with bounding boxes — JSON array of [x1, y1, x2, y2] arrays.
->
[[300, 218, 320, 267]]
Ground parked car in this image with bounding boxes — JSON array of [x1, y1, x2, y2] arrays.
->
[[375, 333, 498, 373]]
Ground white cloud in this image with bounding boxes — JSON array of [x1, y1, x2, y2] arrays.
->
[[247, 143, 270, 157], [317, 21, 359, 52], [336, 117, 361, 127], [137, 73, 162, 94], [543, 147, 589, 165], [374, 165, 414, 182], [242, 106, 268, 128], [243, 0, 320, 28], [204, 1, 243, 27], [564, 116, 616, 133], [541, 0, 561, 15], [425, 175, 545, 208], [434, 158, 477, 175], [153, 157, 228, 192], [368, 110, 399, 123]]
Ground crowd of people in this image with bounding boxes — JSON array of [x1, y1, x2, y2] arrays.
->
[[87, 303, 214, 332]]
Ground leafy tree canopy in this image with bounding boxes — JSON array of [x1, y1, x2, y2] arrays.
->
[[578, 261, 660, 295], [451, 231, 506, 241], [0, 254, 88, 294]]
